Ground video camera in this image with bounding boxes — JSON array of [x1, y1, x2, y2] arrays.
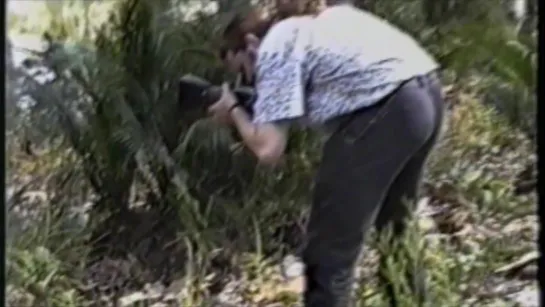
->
[[178, 74, 256, 117]]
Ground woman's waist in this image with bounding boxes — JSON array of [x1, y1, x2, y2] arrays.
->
[[304, 82, 402, 124], [320, 70, 441, 135], [298, 68, 440, 126]]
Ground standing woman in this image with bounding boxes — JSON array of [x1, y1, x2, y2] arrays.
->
[[211, 1, 445, 306]]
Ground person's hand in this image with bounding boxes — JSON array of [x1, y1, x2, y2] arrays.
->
[[240, 33, 261, 81], [245, 33, 260, 60], [208, 83, 238, 125]]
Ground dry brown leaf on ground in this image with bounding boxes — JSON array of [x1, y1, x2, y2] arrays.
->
[[248, 276, 304, 304]]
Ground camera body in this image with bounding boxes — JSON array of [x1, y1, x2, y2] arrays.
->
[[178, 74, 255, 117]]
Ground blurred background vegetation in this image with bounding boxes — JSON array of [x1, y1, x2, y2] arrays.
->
[[6, 0, 537, 306]]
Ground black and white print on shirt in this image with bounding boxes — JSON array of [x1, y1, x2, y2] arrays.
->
[[252, 18, 310, 125], [251, 6, 438, 126]]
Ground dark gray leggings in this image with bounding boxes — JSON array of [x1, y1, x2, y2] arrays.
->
[[302, 72, 445, 307]]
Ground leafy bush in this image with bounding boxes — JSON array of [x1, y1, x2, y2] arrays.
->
[[7, 0, 537, 306]]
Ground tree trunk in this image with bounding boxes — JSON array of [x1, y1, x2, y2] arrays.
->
[[520, 0, 536, 34]]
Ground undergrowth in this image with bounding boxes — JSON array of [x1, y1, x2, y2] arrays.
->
[[6, 87, 537, 307]]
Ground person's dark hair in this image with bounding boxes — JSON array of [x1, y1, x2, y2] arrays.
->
[[219, 7, 273, 60], [218, 1, 327, 61], [222, 13, 246, 39]]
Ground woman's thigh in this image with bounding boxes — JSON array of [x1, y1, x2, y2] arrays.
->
[[374, 74, 446, 235]]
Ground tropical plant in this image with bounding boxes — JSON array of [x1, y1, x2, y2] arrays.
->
[[7, 0, 538, 306]]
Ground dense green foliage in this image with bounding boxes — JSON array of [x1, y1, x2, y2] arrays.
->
[[7, 0, 537, 306]]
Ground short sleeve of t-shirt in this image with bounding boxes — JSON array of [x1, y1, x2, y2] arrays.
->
[[252, 17, 311, 125]]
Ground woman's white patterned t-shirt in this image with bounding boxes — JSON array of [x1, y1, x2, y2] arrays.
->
[[251, 5, 439, 127]]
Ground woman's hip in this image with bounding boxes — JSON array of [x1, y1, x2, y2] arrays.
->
[[328, 72, 444, 147]]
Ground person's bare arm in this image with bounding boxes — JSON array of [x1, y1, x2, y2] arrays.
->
[[230, 105, 288, 165], [210, 19, 309, 165], [208, 84, 289, 166]]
